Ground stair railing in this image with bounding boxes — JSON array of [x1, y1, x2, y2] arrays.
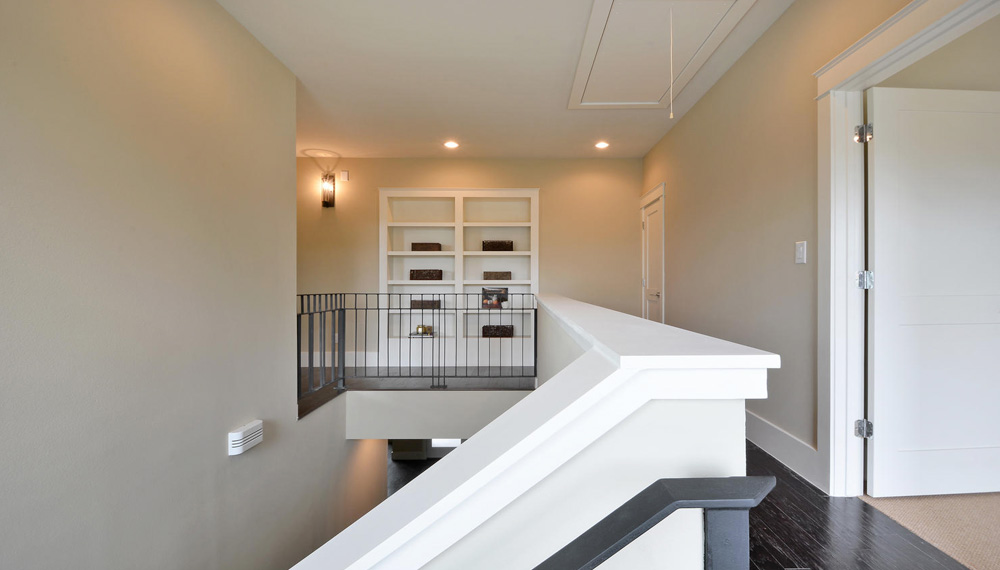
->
[[534, 476, 776, 570]]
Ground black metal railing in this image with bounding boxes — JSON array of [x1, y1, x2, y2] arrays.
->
[[534, 476, 776, 570], [297, 294, 345, 401], [297, 293, 537, 396]]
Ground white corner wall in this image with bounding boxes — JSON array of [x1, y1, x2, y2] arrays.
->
[[347, 391, 532, 439], [0, 2, 385, 568]]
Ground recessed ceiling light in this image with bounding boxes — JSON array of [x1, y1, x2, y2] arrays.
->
[[595, 141, 610, 149], [444, 141, 459, 149]]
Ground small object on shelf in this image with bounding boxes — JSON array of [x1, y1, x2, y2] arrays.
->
[[482, 287, 508, 309], [482, 325, 514, 338], [411, 242, 442, 251], [410, 269, 443, 280], [483, 271, 512, 280], [410, 299, 441, 309], [483, 240, 514, 251], [414, 324, 433, 335]]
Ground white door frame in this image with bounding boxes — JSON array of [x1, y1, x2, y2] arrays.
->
[[816, 0, 1000, 496], [640, 183, 666, 323]]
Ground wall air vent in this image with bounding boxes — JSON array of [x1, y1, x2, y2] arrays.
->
[[228, 419, 264, 456]]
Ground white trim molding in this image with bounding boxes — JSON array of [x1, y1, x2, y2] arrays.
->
[[746, 411, 826, 491], [815, 0, 1000, 97], [815, 90, 867, 497], [813, 0, 1000, 496]]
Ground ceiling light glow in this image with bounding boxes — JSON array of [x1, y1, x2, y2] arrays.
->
[[595, 141, 610, 149], [444, 141, 459, 149]]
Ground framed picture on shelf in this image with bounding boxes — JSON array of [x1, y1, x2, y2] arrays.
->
[[481, 287, 508, 309]]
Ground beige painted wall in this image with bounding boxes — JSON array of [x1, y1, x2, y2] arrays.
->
[[0, 2, 384, 569], [880, 15, 1000, 90], [642, 0, 910, 448], [298, 158, 643, 315]]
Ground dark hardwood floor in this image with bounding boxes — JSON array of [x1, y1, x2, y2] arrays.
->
[[746, 441, 966, 570], [388, 455, 439, 497], [386, 441, 970, 569]]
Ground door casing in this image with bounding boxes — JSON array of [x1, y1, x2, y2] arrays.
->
[[815, 0, 1000, 497], [640, 183, 666, 323]]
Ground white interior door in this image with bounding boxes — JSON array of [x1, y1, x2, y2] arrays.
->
[[641, 187, 665, 322], [867, 87, 1000, 497]]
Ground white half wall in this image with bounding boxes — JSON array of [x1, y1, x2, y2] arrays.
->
[[425, 399, 745, 570], [347, 391, 532, 440], [294, 295, 777, 570]]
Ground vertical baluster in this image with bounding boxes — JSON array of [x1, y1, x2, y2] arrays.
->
[[352, 294, 357, 378], [397, 293, 401, 379], [477, 293, 481, 376], [297, 313, 303, 399], [488, 299, 492, 377], [320, 306, 326, 388], [466, 293, 470, 377], [452, 293, 457, 381], [408, 294, 412, 379], [337, 305, 346, 390], [307, 313, 314, 393], [520, 295, 525, 377], [533, 296, 538, 377], [364, 294, 370, 377]]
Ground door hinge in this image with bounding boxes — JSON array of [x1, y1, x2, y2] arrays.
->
[[642, 221, 646, 230], [854, 123, 873, 143], [857, 270, 874, 290], [855, 419, 874, 439]]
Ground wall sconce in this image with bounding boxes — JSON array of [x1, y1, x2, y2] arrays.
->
[[321, 173, 336, 208], [303, 149, 342, 209]]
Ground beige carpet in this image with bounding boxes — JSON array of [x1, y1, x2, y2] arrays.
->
[[862, 493, 1000, 570]]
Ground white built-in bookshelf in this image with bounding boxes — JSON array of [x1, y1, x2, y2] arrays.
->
[[375, 188, 539, 368], [378, 188, 539, 296]]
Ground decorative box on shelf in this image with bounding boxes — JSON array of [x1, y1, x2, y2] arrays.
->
[[410, 299, 441, 309], [484, 271, 512, 280], [411, 242, 442, 251], [410, 324, 434, 338], [482, 240, 514, 251], [481, 287, 508, 309], [482, 325, 514, 338], [410, 269, 444, 280]]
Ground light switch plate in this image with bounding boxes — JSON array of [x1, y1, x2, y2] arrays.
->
[[340, 170, 349, 181], [795, 241, 807, 264]]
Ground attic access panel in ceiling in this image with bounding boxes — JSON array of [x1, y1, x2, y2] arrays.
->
[[569, 0, 756, 109]]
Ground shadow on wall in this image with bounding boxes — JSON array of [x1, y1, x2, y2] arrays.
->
[[335, 438, 389, 531]]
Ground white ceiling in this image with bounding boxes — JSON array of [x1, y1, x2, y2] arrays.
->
[[216, 0, 791, 158]]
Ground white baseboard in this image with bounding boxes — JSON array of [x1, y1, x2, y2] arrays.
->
[[746, 410, 829, 493]]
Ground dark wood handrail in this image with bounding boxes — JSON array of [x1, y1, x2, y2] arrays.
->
[[534, 476, 776, 570]]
